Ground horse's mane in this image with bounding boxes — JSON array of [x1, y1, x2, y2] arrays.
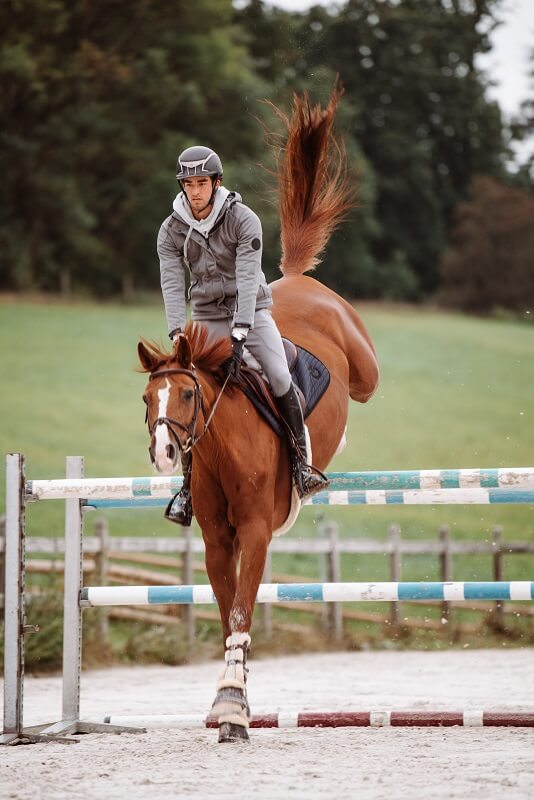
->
[[270, 83, 354, 276], [139, 321, 232, 374]]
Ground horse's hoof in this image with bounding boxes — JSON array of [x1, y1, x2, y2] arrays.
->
[[218, 722, 250, 743]]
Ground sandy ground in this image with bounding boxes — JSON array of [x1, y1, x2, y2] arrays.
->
[[2, 649, 534, 800]]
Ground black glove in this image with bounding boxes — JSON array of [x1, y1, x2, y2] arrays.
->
[[224, 336, 245, 379]]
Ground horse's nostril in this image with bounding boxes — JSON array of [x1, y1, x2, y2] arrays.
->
[[166, 444, 176, 461]]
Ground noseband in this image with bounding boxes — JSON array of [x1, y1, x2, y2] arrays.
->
[[146, 367, 205, 455]]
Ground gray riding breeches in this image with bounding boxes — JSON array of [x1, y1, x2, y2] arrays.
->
[[199, 309, 292, 397]]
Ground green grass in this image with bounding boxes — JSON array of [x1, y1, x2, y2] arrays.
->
[[1, 295, 533, 579]]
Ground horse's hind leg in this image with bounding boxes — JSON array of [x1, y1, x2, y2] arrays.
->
[[212, 522, 271, 743]]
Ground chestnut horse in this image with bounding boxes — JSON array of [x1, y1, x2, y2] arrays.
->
[[138, 89, 379, 743]]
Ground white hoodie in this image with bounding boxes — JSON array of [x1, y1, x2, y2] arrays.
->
[[172, 187, 230, 238]]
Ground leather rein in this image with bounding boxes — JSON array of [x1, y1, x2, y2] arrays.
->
[[145, 366, 230, 454]]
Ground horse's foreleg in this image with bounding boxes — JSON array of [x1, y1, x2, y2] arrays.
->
[[213, 525, 271, 743], [204, 534, 238, 644]]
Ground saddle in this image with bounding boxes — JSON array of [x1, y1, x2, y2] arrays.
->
[[236, 339, 330, 438]]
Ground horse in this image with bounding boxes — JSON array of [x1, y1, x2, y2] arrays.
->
[[138, 87, 380, 743]]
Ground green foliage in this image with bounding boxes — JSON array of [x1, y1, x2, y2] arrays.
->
[[439, 176, 534, 312], [123, 624, 217, 666], [0, 574, 110, 673]]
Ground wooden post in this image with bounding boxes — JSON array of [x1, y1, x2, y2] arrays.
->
[[325, 521, 343, 644], [492, 526, 504, 627], [182, 526, 195, 643], [388, 524, 401, 627], [94, 518, 110, 642], [439, 525, 452, 625], [260, 551, 273, 640]]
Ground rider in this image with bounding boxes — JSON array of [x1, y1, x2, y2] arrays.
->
[[157, 145, 329, 525]]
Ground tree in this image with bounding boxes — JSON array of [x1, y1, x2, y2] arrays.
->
[[439, 175, 534, 312], [291, 0, 508, 296], [510, 47, 534, 190], [0, 0, 265, 294]]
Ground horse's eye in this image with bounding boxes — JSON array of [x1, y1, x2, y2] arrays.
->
[[183, 389, 194, 402], [142, 394, 149, 405]]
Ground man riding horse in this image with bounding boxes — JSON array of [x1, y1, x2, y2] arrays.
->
[[157, 145, 329, 525]]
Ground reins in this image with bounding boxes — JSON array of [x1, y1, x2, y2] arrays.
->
[[146, 366, 230, 454]]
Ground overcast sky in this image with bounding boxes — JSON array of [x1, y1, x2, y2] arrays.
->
[[267, 0, 533, 117]]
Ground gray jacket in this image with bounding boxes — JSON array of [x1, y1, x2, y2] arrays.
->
[[158, 190, 273, 334]]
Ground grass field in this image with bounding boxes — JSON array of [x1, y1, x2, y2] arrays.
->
[[1, 294, 533, 584]]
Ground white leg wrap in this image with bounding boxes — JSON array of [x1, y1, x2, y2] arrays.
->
[[226, 632, 251, 649], [216, 676, 245, 691], [218, 712, 249, 729], [216, 631, 250, 688]]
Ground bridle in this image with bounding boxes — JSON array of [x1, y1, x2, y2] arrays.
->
[[145, 366, 230, 455]]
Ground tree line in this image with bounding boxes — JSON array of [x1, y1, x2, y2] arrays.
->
[[1, 0, 532, 312]]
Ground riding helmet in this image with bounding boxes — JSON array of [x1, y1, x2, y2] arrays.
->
[[176, 146, 223, 180]]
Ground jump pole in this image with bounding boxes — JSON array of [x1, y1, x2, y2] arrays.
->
[[101, 710, 534, 729], [80, 581, 534, 607], [26, 467, 534, 500]]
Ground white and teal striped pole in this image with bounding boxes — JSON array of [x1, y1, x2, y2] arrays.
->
[[81, 580, 534, 607]]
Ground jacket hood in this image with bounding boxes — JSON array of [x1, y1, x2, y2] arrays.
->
[[172, 187, 240, 237]]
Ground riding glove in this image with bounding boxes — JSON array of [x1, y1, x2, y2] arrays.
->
[[224, 327, 248, 379]]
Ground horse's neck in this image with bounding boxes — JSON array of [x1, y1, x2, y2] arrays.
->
[[196, 372, 225, 448], [198, 371, 220, 410]]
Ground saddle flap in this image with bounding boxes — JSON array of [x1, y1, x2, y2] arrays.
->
[[236, 341, 330, 439]]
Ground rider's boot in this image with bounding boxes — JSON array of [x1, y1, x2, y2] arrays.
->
[[275, 383, 330, 499], [164, 450, 193, 526]]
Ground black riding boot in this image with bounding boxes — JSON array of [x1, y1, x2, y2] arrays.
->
[[275, 384, 330, 499], [164, 450, 193, 526]]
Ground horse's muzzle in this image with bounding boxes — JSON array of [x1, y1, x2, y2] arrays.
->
[[149, 434, 180, 475]]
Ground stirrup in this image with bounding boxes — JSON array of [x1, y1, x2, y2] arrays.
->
[[293, 461, 330, 500], [164, 490, 193, 526]]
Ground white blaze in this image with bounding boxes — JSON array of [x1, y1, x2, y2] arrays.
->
[[153, 380, 174, 474]]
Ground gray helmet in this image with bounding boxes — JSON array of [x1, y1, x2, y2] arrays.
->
[[176, 146, 223, 180]]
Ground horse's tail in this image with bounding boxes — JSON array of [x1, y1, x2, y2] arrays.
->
[[272, 83, 354, 277]]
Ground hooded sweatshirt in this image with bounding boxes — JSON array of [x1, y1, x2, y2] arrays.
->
[[158, 188, 272, 334]]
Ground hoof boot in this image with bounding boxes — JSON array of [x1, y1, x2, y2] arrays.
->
[[212, 687, 248, 711]]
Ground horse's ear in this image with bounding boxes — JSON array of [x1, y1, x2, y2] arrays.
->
[[174, 334, 192, 368], [138, 341, 159, 372]]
